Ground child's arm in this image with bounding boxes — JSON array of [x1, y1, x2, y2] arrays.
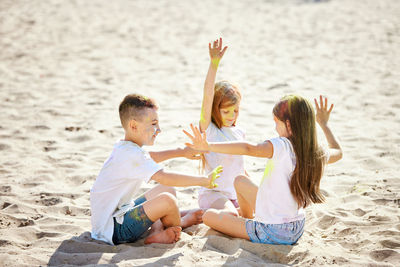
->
[[151, 166, 222, 189], [184, 124, 273, 158], [149, 146, 201, 163], [199, 38, 228, 132], [314, 95, 343, 164]]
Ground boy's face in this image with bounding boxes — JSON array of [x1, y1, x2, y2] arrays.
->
[[132, 107, 161, 146], [220, 102, 240, 127]]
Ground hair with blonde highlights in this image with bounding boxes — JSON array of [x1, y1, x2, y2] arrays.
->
[[200, 81, 242, 173], [211, 81, 242, 128], [273, 95, 326, 208]]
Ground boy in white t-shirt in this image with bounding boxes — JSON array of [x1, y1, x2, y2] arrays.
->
[[90, 94, 222, 245]]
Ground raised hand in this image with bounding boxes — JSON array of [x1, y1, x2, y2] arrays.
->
[[207, 165, 223, 188], [209, 38, 228, 68], [314, 95, 334, 127], [183, 124, 210, 152]]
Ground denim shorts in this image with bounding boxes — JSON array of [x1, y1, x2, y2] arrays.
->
[[112, 195, 154, 245], [245, 218, 305, 245]]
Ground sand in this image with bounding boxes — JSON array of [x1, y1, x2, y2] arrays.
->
[[0, 0, 399, 266]]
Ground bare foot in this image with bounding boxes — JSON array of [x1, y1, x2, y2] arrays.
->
[[144, 226, 181, 244], [148, 219, 163, 236], [181, 209, 204, 228]]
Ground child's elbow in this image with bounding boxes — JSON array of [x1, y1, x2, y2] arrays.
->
[[328, 148, 343, 164], [151, 170, 167, 184], [338, 149, 343, 160]]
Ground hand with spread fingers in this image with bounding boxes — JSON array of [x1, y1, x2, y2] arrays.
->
[[314, 95, 333, 127], [206, 165, 223, 189], [209, 37, 228, 69], [183, 123, 210, 152]]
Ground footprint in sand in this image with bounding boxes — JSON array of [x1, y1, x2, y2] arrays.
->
[[40, 197, 62, 206], [36, 232, 60, 239], [0, 144, 11, 151], [317, 215, 339, 230], [369, 249, 399, 262], [0, 186, 11, 193], [380, 240, 400, 249]]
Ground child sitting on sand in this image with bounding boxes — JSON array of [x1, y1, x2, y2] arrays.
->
[[197, 38, 246, 215], [184, 95, 342, 245], [90, 94, 222, 245]]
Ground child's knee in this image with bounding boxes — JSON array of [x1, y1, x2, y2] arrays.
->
[[158, 192, 178, 210], [160, 185, 177, 196], [234, 175, 247, 188], [202, 209, 219, 226]]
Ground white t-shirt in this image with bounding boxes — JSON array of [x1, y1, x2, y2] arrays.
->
[[90, 140, 162, 245], [200, 122, 245, 199], [254, 137, 305, 224]]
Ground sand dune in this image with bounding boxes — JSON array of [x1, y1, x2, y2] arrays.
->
[[0, 0, 399, 266]]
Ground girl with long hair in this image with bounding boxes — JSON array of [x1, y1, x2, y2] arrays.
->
[[184, 95, 342, 245]]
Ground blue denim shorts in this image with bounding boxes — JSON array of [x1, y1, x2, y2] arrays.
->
[[112, 195, 154, 245], [245, 218, 305, 245]]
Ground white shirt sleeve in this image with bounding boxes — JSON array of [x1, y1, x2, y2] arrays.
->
[[269, 137, 285, 160], [130, 150, 163, 183], [205, 122, 217, 139]]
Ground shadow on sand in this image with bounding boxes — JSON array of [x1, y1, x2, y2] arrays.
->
[[48, 231, 178, 266]]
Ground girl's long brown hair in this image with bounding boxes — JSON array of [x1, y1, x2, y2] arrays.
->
[[273, 95, 326, 208]]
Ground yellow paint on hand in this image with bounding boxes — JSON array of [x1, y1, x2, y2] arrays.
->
[[210, 165, 223, 188]]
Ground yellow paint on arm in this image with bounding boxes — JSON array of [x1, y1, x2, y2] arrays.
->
[[211, 58, 220, 69], [200, 109, 206, 123]]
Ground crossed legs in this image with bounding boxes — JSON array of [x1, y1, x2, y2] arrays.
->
[[202, 175, 258, 239], [142, 185, 203, 244]]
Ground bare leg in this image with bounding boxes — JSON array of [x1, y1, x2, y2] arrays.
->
[[208, 197, 239, 216], [234, 175, 258, 219], [145, 184, 176, 200], [143, 184, 178, 231], [143, 185, 202, 233], [202, 209, 249, 240], [180, 209, 204, 228], [142, 192, 182, 244], [143, 192, 181, 227], [145, 184, 203, 228]]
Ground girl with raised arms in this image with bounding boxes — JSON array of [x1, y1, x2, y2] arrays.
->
[[197, 38, 246, 215]]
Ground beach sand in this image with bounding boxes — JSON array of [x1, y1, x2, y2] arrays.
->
[[0, 0, 399, 266]]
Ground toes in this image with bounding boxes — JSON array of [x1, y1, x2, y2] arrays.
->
[[174, 227, 181, 241]]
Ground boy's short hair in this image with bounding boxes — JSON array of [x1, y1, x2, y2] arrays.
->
[[119, 94, 158, 128]]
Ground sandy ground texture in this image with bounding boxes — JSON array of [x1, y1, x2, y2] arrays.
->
[[0, 0, 399, 266]]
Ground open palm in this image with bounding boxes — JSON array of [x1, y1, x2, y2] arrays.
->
[[209, 38, 227, 60], [314, 95, 333, 126], [183, 124, 209, 152]]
